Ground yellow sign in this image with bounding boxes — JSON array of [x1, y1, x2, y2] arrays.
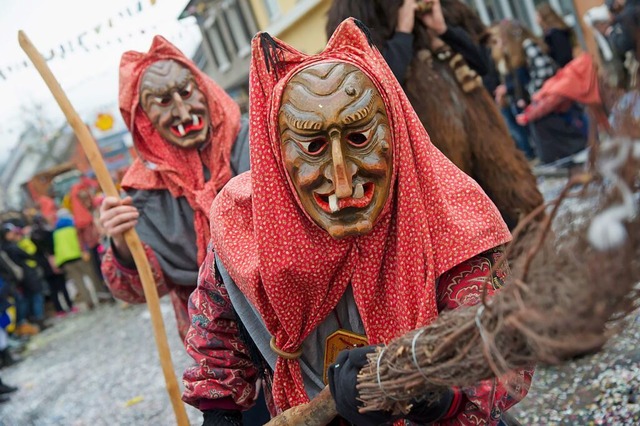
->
[[323, 329, 368, 384], [95, 113, 114, 131]]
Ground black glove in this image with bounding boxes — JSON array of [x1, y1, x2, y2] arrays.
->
[[405, 388, 454, 424], [328, 345, 454, 426], [328, 345, 400, 426], [202, 409, 242, 426]]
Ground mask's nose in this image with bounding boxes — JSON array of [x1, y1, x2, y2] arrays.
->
[[172, 92, 191, 122], [328, 133, 353, 199]]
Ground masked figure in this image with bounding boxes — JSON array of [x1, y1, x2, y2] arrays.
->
[[69, 177, 110, 291], [183, 19, 532, 426], [99, 36, 250, 340], [327, 0, 543, 229]]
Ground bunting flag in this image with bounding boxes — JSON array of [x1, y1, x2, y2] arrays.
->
[[0, 0, 165, 81]]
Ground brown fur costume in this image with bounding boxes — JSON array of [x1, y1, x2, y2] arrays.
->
[[327, 0, 543, 228]]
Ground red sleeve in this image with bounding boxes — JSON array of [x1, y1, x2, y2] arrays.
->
[[101, 243, 192, 341], [170, 286, 194, 342], [101, 243, 171, 303], [182, 245, 259, 411], [522, 94, 567, 123], [435, 247, 534, 426]]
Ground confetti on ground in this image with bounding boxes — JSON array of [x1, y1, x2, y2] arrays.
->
[[125, 396, 145, 407], [0, 301, 202, 425]]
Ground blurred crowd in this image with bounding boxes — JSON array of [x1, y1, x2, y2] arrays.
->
[[487, 0, 640, 168], [0, 177, 116, 403]]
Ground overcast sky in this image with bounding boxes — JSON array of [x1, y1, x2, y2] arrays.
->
[[0, 0, 201, 163]]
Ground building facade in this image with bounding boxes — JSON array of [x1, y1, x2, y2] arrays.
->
[[462, 0, 578, 32], [180, 0, 331, 110], [461, 0, 606, 57], [182, 0, 603, 102]]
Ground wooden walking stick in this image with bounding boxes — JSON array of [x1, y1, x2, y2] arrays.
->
[[18, 30, 190, 426], [264, 387, 337, 426]]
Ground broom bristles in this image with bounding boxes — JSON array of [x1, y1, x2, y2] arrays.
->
[[357, 135, 640, 414]]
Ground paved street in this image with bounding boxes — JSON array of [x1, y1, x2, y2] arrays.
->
[[0, 301, 202, 426]]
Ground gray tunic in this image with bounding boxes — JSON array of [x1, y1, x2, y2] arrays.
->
[[217, 256, 366, 399], [114, 116, 250, 286]]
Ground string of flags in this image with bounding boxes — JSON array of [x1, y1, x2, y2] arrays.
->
[[0, 0, 180, 81]]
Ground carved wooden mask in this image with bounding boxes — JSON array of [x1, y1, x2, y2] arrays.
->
[[139, 59, 211, 149], [279, 62, 393, 239]]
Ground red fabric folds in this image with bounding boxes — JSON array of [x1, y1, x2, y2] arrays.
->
[[118, 36, 241, 264], [533, 53, 602, 106], [210, 19, 511, 411], [69, 177, 98, 229]]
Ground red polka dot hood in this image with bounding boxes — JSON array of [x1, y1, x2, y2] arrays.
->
[[210, 19, 511, 411], [118, 35, 241, 264]]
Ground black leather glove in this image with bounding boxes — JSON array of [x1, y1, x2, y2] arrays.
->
[[328, 345, 400, 426], [202, 409, 242, 426], [328, 345, 454, 426]]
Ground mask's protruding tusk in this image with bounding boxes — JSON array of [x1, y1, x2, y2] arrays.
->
[[329, 194, 340, 213], [353, 183, 364, 199]]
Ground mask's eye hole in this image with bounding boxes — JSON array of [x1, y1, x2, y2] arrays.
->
[[347, 132, 368, 147], [179, 83, 193, 99], [298, 138, 327, 155], [155, 96, 172, 106]]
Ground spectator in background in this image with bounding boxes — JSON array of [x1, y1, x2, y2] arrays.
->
[[69, 178, 105, 282], [30, 215, 76, 317], [516, 53, 606, 141], [606, 0, 640, 69], [490, 25, 537, 160], [0, 376, 18, 404], [537, 3, 575, 68], [606, 0, 640, 15], [584, 5, 622, 84], [494, 19, 587, 167], [0, 246, 23, 342], [35, 193, 58, 228], [53, 209, 103, 310], [0, 253, 22, 368], [0, 224, 47, 333]]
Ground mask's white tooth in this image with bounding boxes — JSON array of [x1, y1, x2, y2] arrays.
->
[[192, 114, 200, 126], [329, 194, 339, 213], [353, 183, 364, 199], [177, 124, 186, 136]]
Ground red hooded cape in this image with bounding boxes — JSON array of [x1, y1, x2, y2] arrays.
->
[[533, 53, 602, 105], [37, 195, 58, 226], [210, 19, 511, 411], [119, 36, 241, 264], [69, 177, 98, 229]]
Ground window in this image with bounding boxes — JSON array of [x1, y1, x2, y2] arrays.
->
[[508, 0, 538, 33], [542, 0, 577, 26], [198, 0, 258, 73], [224, 2, 252, 57], [205, 17, 231, 72], [263, 0, 280, 20]]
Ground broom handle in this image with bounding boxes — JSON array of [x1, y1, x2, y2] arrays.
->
[[18, 30, 190, 426], [265, 386, 337, 425]]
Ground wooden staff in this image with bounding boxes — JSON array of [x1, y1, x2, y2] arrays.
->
[[18, 31, 190, 426], [265, 387, 337, 426]]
